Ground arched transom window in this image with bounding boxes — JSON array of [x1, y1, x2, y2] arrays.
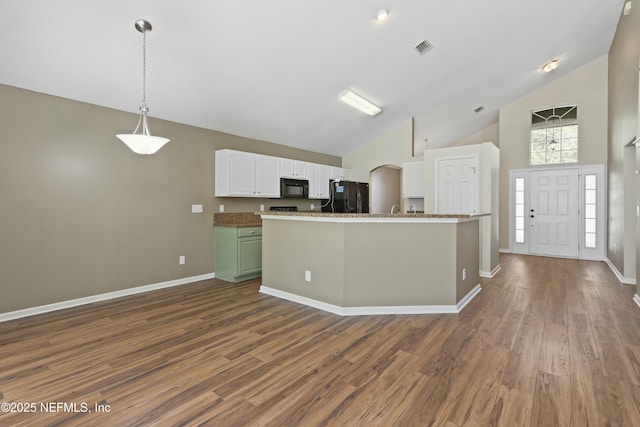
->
[[530, 105, 578, 165]]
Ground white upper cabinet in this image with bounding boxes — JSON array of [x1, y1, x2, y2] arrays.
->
[[216, 150, 280, 197], [307, 163, 331, 199], [255, 155, 280, 197], [330, 167, 351, 181], [216, 149, 337, 198], [402, 161, 425, 198], [317, 165, 330, 198], [216, 150, 256, 197], [330, 167, 343, 181], [280, 158, 308, 179]]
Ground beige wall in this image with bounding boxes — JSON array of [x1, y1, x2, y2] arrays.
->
[[456, 220, 481, 300], [261, 218, 479, 307], [0, 84, 340, 313], [608, 6, 640, 281], [342, 117, 414, 182], [342, 223, 458, 306], [498, 55, 609, 250], [262, 220, 346, 306], [453, 123, 500, 148]]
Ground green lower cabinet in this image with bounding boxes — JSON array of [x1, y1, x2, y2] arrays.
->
[[215, 226, 262, 282]]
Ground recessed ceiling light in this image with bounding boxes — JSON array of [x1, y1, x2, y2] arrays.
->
[[339, 90, 382, 116], [376, 9, 389, 21], [542, 59, 559, 73]]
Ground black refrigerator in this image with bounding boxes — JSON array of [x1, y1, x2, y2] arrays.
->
[[321, 180, 369, 213]]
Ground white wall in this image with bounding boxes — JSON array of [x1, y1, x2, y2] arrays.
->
[[342, 117, 414, 181], [498, 55, 609, 251], [453, 123, 500, 148], [424, 142, 499, 276], [608, 4, 640, 286]]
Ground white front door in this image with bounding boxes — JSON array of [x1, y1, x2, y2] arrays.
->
[[437, 156, 478, 214], [529, 168, 580, 257]]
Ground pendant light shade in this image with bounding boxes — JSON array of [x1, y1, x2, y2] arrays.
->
[[116, 19, 169, 155], [117, 134, 170, 155]]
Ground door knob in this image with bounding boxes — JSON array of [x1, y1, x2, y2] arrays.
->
[[530, 215, 535, 218]]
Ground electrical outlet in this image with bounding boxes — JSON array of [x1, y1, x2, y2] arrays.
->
[[260, 204, 265, 212], [462, 268, 466, 281], [310, 204, 315, 211], [179, 255, 186, 265], [305, 270, 311, 282], [219, 204, 225, 212]]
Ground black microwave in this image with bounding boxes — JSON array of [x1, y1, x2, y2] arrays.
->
[[280, 178, 309, 199]]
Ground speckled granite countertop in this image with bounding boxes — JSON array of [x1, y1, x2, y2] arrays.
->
[[257, 211, 477, 218], [257, 211, 489, 223], [213, 212, 262, 227]]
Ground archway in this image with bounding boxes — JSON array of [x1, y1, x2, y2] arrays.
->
[[369, 165, 401, 214]]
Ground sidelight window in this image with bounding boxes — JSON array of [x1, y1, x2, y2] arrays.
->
[[584, 174, 597, 248], [514, 178, 525, 244]]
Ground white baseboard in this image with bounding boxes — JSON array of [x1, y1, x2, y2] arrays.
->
[[605, 258, 636, 285], [480, 264, 502, 278], [0, 272, 216, 323], [456, 284, 482, 312], [634, 294, 640, 309], [259, 284, 482, 316], [499, 248, 511, 254]]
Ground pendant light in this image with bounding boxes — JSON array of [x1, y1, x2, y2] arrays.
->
[[545, 114, 561, 152], [116, 19, 169, 155]]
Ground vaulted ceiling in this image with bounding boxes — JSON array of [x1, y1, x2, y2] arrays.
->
[[0, 0, 625, 156]]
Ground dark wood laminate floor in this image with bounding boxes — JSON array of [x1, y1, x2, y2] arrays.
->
[[1, 254, 640, 426]]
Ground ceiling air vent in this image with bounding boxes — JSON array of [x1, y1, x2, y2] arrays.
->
[[415, 39, 433, 55], [474, 106, 485, 113]]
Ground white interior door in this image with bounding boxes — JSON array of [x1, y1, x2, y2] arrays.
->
[[437, 156, 478, 214], [529, 169, 580, 257]]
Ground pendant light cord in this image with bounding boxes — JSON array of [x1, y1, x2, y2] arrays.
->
[[141, 27, 147, 110]]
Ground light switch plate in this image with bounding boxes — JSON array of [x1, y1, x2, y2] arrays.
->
[[191, 204, 203, 213]]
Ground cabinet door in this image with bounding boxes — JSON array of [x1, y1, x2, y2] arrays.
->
[[255, 155, 280, 197], [293, 161, 307, 179], [329, 167, 343, 183], [280, 158, 294, 178], [280, 159, 307, 178], [227, 151, 256, 196], [238, 236, 262, 276], [341, 169, 353, 180], [307, 163, 319, 198], [403, 161, 425, 198], [317, 165, 330, 198]]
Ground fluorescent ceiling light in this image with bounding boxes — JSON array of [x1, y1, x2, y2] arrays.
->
[[339, 90, 382, 116], [624, 1, 632, 15]]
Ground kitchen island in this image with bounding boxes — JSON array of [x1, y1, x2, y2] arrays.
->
[[258, 212, 484, 315]]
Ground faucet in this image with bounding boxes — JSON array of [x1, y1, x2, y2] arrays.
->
[[409, 204, 416, 214], [390, 204, 400, 214]]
